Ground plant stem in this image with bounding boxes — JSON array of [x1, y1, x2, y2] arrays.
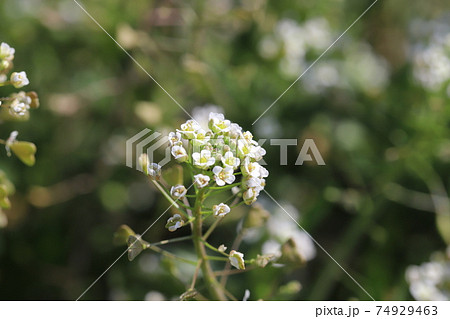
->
[[192, 188, 227, 300]]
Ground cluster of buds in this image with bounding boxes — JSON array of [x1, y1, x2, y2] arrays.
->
[[0, 42, 39, 118], [168, 112, 268, 205]]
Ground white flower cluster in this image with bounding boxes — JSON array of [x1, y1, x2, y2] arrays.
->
[[406, 254, 450, 301], [169, 112, 269, 205], [0, 43, 29, 89], [0, 42, 37, 118]]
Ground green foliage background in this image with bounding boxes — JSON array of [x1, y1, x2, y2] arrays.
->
[[0, 0, 449, 300]]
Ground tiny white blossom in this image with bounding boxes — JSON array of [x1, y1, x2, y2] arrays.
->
[[237, 139, 252, 159], [168, 132, 182, 146], [177, 119, 201, 139], [229, 250, 245, 270], [0, 74, 7, 83], [241, 157, 262, 178], [248, 145, 266, 161], [0, 42, 15, 61], [229, 123, 243, 139], [171, 145, 188, 162], [193, 174, 210, 188], [192, 128, 210, 147], [166, 214, 184, 232], [212, 165, 235, 186], [147, 163, 162, 179], [170, 185, 187, 199], [218, 244, 227, 252], [243, 188, 258, 205], [213, 203, 230, 217], [10, 71, 29, 88], [5, 130, 18, 156], [209, 112, 231, 133], [221, 151, 240, 169], [9, 99, 28, 116], [244, 176, 265, 193], [192, 149, 216, 169]]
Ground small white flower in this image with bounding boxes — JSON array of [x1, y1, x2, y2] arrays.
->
[[248, 145, 266, 161], [229, 123, 243, 139], [147, 163, 162, 179], [221, 151, 240, 169], [9, 99, 28, 116], [193, 174, 210, 188], [192, 149, 216, 169], [177, 119, 201, 139], [243, 188, 258, 205], [171, 145, 188, 162], [170, 185, 187, 199], [168, 131, 182, 146], [213, 203, 231, 217], [244, 176, 265, 193], [209, 112, 231, 133], [0, 74, 7, 83], [10, 71, 29, 88], [259, 165, 269, 178], [229, 250, 245, 270], [192, 128, 210, 147], [218, 244, 227, 252], [241, 157, 262, 178], [0, 42, 15, 61], [166, 214, 184, 232], [5, 131, 19, 156], [212, 165, 235, 186], [237, 139, 252, 159]]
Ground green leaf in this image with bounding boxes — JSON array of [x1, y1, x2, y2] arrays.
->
[[10, 141, 37, 166]]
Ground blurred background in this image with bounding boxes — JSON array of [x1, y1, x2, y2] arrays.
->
[[0, 0, 450, 300]]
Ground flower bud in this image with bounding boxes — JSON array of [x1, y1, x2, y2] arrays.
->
[[229, 250, 245, 270]]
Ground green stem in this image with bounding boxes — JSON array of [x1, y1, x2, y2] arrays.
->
[[201, 239, 229, 257], [206, 256, 228, 261], [148, 246, 197, 265], [192, 188, 227, 300], [151, 235, 192, 246], [202, 217, 223, 241]]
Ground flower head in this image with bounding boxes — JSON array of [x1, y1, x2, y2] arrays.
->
[[213, 203, 230, 217], [193, 174, 210, 188], [10, 71, 29, 88], [170, 185, 187, 200], [212, 165, 235, 186], [229, 250, 245, 270]]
